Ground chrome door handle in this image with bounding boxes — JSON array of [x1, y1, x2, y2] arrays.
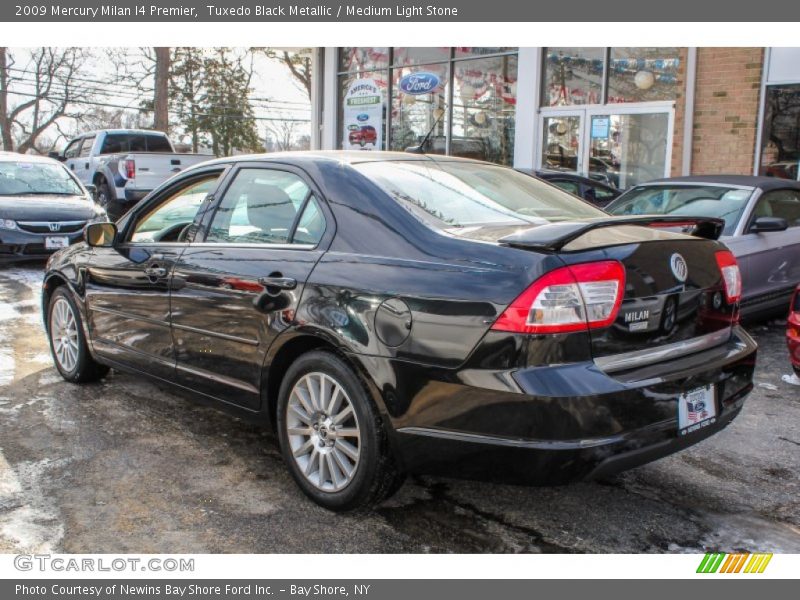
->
[[258, 276, 297, 290]]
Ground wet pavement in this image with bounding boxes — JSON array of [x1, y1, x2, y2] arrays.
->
[[1, 263, 798, 554]]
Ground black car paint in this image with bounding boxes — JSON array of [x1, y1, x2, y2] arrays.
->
[[42, 153, 757, 484]]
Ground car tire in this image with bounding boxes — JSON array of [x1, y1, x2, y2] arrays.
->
[[359, 140, 366, 147], [47, 287, 109, 383], [277, 350, 404, 511]]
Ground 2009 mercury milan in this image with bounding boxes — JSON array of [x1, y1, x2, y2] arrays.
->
[[41, 152, 757, 510]]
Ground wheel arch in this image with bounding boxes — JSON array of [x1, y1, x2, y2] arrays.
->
[[263, 331, 390, 432]]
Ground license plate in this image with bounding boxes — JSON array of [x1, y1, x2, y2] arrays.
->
[[678, 384, 717, 435], [45, 236, 69, 250]]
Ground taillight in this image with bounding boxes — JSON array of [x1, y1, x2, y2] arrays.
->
[[491, 260, 625, 334], [121, 159, 135, 179], [715, 250, 742, 304]]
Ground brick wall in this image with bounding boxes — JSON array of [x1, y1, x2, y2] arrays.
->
[[669, 48, 689, 177], [690, 48, 763, 175]]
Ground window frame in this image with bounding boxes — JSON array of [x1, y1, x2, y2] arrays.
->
[[118, 166, 229, 246], [193, 162, 333, 251]]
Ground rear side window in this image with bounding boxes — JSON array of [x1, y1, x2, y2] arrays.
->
[[353, 161, 604, 229], [206, 168, 324, 245], [550, 179, 580, 195], [101, 133, 172, 154]]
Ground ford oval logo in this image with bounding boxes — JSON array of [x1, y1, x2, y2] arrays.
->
[[399, 72, 441, 95], [356, 113, 369, 122], [670, 253, 688, 282]]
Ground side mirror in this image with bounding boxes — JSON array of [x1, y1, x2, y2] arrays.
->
[[48, 151, 65, 162], [85, 222, 117, 247], [84, 183, 97, 197], [749, 216, 789, 233]]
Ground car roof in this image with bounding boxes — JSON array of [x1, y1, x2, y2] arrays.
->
[[76, 128, 169, 137], [183, 150, 495, 171], [640, 174, 800, 191], [0, 151, 63, 165]]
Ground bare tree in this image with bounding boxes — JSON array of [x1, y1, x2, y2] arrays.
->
[[266, 119, 301, 151], [153, 47, 170, 132], [0, 47, 93, 153], [260, 48, 312, 101]]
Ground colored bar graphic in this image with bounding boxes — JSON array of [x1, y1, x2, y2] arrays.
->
[[698, 552, 772, 574]]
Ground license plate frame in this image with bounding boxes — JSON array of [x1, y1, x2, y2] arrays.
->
[[45, 236, 69, 250], [678, 384, 717, 436]]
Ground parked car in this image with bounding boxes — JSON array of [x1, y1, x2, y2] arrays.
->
[[518, 169, 621, 207], [788, 285, 800, 375], [0, 152, 107, 263], [52, 129, 210, 219], [348, 125, 378, 147], [606, 175, 800, 318], [42, 152, 756, 510]]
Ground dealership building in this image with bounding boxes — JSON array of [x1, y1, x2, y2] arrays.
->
[[305, 47, 800, 188]]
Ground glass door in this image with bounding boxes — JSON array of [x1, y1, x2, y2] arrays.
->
[[540, 112, 584, 174], [539, 104, 674, 190]]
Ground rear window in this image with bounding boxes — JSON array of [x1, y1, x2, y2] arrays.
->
[[100, 133, 172, 154], [353, 161, 605, 229], [606, 185, 753, 236]]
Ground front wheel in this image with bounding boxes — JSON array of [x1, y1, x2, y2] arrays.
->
[[277, 350, 404, 511], [48, 287, 109, 383]]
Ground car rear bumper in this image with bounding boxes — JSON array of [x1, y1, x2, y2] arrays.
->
[[0, 230, 84, 262], [387, 325, 757, 484]]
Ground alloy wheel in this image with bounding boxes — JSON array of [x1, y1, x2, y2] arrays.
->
[[50, 297, 79, 372], [286, 371, 361, 492]]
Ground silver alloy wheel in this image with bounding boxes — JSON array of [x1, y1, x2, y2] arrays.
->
[[50, 297, 79, 372], [286, 371, 361, 492]]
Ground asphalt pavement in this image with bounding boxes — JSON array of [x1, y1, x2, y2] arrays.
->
[[1, 264, 798, 553]]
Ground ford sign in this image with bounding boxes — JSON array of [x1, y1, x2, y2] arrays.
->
[[356, 113, 369, 122], [399, 72, 441, 95]]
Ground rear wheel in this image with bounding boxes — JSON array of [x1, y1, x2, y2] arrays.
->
[[277, 350, 403, 511], [48, 288, 108, 383]]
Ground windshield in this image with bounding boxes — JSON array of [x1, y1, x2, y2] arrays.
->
[[605, 185, 753, 236], [0, 161, 84, 196], [353, 160, 605, 229]]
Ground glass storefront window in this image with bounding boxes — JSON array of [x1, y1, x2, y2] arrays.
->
[[759, 84, 800, 180], [592, 113, 670, 188], [390, 63, 449, 154], [451, 55, 517, 165], [544, 48, 604, 106], [607, 48, 681, 103], [392, 47, 451, 66], [542, 116, 581, 171], [338, 71, 389, 151], [338, 47, 389, 73]]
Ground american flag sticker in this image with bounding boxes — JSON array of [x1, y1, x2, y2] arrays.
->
[[678, 385, 717, 435]]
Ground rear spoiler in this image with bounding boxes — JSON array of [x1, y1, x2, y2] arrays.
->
[[498, 215, 725, 252]]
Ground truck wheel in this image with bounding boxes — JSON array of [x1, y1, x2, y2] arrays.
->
[[359, 140, 366, 147], [96, 180, 111, 208], [277, 350, 404, 511], [47, 287, 109, 383]]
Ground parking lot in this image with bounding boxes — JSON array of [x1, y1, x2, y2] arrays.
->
[[1, 263, 799, 554]]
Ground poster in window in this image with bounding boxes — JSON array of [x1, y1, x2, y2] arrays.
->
[[343, 78, 383, 151]]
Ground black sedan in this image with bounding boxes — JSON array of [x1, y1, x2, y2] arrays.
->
[[0, 152, 107, 262], [42, 152, 757, 510], [520, 168, 621, 207]]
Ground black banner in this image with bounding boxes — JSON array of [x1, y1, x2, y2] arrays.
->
[[2, 0, 799, 22], [3, 580, 798, 600]]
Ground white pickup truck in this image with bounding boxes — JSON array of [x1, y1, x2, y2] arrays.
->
[[53, 129, 212, 218]]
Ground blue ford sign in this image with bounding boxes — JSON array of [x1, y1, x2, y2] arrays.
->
[[399, 72, 441, 95], [356, 113, 369, 122]]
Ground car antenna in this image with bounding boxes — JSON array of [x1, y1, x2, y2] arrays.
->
[[405, 108, 445, 154]]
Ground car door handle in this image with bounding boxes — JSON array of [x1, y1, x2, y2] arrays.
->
[[144, 266, 167, 278], [258, 276, 297, 290]]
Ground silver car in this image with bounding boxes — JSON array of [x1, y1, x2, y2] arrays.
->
[[606, 175, 800, 317]]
